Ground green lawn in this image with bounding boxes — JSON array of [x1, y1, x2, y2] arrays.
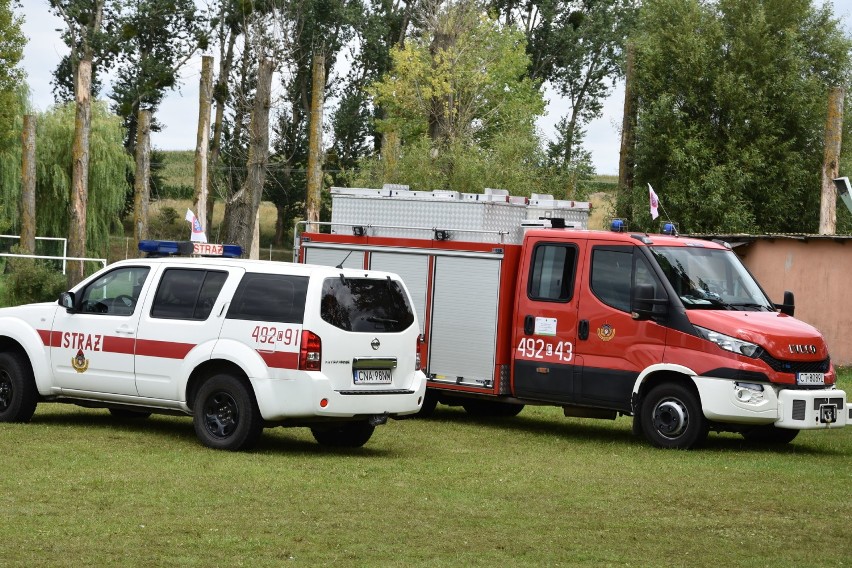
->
[[1, 375, 850, 566]]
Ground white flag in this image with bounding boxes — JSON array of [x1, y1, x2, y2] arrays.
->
[[185, 209, 207, 243], [648, 184, 660, 220]]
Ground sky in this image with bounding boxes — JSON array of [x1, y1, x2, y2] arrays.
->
[[16, 0, 852, 176]]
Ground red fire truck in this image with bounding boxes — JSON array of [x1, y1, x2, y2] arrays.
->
[[297, 186, 850, 448]]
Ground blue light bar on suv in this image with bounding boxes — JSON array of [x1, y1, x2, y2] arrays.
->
[[138, 240, 243, 258]]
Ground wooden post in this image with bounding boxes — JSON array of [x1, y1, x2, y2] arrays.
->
[[133, 109, 152, 254], [194, 55, 214, 238], [618, 42, 637, 216], [305, 53, 325, 233], [820, 87, 844, 235], [20, 114, 36, 254]]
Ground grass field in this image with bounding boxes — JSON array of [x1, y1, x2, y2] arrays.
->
[[1, 374, 850, 566]]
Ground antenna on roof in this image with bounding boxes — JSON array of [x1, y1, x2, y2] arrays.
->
[[336, 250, 354, 269]]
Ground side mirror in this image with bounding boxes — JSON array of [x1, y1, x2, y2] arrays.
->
[[775, 290, 795, 317], [59, 291, 76, 312], [632, 283, 668, 321]]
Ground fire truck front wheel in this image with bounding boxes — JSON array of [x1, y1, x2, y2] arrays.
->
[[193, 374, 263, 451], [0, 351, 38, 423], [640, 383, 708, 449]]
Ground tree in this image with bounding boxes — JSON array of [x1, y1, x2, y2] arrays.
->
[[334, 0, 414, 158], [35, 102, 131, 261], [107, 0, 206, 153], [490, 0, 638, 169], [0, 0, 27, 233], [263, 0, 360, 244], [49, 0, 113, 285], [364, 2, 556, 194], [622, 0, 852, 234]]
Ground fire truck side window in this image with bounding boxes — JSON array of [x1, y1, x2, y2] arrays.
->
[[151, 269, 227, 320], [591, 248, 633, 312], [528, 243, 578, 301], [226, 273, 309, 324]]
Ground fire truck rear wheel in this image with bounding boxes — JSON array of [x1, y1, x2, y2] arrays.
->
[[0, 351, 38, 423], [311, 421, 375, 447], [741, 424, 799, 444], [193, 374, 263, 451], [641, 383, 708, 449]]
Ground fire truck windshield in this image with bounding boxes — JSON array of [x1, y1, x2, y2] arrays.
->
[[650, 246, 774, 311]]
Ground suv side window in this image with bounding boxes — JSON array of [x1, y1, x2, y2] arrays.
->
[[590, 248, 633, 312], [528, 243, 578, 302], [151, 268, 228, 320], [321, 277, 414, 332], [80, 266, 150, 315], [227, 273, 309, 323]]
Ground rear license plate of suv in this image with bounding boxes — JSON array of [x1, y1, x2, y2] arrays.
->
[[796, 372, 825, 386], [354, 369, 393, 384]]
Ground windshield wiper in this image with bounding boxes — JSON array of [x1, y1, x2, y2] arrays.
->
[[680, 295, 734, 310]]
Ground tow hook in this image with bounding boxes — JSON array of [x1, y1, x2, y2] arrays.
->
[[369, 413, 389, 427]]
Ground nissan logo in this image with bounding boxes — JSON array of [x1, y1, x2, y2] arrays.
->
[[371, 338, 381, 351], [788, 344, 817, 354]]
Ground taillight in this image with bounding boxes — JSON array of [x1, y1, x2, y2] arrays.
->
[[299, 330, 322, 371], [415, 334, 423, 371]]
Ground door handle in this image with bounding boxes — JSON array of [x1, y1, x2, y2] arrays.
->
[[578, 320, 589, 340], [524, 315, 534, 335], [115, 327, 135, 335]]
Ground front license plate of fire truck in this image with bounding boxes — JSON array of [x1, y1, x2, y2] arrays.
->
[[796, 372, 825, 386], [354, 369, 393, 384]]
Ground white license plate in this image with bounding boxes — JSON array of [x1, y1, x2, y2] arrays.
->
[[354, 369, 393, 384], [796, 372, 825, 386]]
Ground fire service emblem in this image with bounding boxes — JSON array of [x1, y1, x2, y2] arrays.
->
[[71, 349, 89, 373], [597, 324, 616, 342]]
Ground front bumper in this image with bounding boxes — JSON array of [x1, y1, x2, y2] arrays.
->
[[695, 376, 849, 430]]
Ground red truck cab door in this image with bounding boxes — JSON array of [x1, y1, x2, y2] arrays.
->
[[573, 243, 668, 411], [512, 238, 585, 402]]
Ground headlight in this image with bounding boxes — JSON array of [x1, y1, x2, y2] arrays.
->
[[694, 326, 761, 358]]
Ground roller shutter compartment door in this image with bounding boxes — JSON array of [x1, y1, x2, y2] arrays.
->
[[429, 256, 500, 384]]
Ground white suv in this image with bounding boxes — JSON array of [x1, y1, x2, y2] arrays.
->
[[0, 241, 426, 450]]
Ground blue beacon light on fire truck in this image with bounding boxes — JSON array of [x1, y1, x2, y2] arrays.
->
[[138, 240, 243, 258]]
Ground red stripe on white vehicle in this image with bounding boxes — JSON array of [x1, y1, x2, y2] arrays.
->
[[135, 339, 195, 359], [256, 350, 299, 369]]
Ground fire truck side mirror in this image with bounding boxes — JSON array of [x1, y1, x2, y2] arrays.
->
[[775, 290, 795, 317], [631, 284, 666, 321]]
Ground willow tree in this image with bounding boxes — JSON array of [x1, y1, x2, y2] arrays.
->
[[0, 0, 26, 233], [35, 102, 131, 265]]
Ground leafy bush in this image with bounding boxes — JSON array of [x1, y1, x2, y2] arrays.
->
[[0, 249, 67, 307], [158, 206, 179, 226]]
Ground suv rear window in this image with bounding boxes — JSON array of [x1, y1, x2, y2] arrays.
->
[[227, 273, 309, 323], [321, 277, 414, 332]]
